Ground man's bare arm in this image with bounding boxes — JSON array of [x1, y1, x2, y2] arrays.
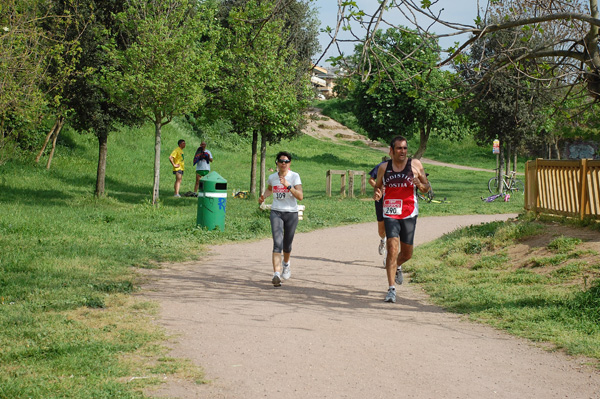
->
[[412, 159, 431, 193]]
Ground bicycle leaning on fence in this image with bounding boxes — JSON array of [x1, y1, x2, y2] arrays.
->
[[488, 169, 524, 195]]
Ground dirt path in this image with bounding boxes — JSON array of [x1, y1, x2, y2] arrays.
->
[[143, 214, 600, 399]]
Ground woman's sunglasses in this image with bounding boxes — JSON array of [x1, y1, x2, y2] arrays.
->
[[277, 159, 291, 164]]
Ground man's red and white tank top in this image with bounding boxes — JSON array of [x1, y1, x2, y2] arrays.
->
[[382, 159, 418, 220]]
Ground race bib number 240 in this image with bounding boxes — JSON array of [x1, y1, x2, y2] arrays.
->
[[383, 199, 403, 216]]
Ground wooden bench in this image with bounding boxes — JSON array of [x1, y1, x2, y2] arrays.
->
[[326, 169, 366, 197]]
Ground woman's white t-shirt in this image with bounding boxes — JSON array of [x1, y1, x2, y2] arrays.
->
[[268, 171, 301, 212]]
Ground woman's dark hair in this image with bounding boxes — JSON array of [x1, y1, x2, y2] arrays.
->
[[276, 151, 292, 162]]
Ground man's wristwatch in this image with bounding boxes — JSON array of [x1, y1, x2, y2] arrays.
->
[[287, 185, 292, 191]]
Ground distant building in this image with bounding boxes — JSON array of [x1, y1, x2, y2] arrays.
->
[[311, 65, 337, 98]]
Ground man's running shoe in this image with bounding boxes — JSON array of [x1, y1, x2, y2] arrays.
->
[[378, 238, 387, 255], [272, 273, 281, 287], [384, 287, 396, 303], [282, 262, 291, 280], [383, 257, 386, 268], [395, 267, 403, 285]]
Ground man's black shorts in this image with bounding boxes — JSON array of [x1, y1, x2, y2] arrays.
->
[[384, 216, 417, 245]]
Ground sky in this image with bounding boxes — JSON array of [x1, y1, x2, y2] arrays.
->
[[310, 0, 482, 68]]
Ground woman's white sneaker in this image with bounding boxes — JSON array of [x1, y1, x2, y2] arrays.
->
[[272, 273, 281, 287]]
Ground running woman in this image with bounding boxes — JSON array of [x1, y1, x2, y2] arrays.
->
[[373, 136, 430, 303], [258, 151, 303, 287]]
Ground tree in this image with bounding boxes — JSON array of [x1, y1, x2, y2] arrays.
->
[[0, 0, 76, 164], [458, 22, 556, 184], [322, 0, 600, 104], [351, 27, 466, 158], [34, 0, 92, 171], [212, 0, 316, 195], [60, 0, 143, 197], [100, 0, 220, 204]]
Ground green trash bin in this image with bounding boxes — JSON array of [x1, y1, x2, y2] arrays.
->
[[197, 171, 227, 231]]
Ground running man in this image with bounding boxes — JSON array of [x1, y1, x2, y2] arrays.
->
[[258, 151, 303, 287], [373, 136, 430, 303]]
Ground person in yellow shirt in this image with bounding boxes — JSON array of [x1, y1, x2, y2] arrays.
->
[[169, 139, 186, 197]]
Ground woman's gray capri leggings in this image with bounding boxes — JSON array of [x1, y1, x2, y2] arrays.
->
[[270, 210, 299, 253]]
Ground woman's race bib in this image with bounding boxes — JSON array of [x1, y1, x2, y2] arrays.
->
[[383, 198, 403, 216], [273, 185, 288, 200]]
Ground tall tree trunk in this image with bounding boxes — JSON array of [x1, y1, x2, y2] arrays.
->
[[250, 131, 258, 195], [554, 137, 561, 160], [95, 131, 109, 197], [506, 142, 512, 173], [260, 132, 267, 195], [36, 118, 60, 163], [152, 120, 162, 205], [413, 121, 430, 159], [46, 116, 65, 170]]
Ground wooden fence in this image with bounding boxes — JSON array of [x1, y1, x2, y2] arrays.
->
[[525, 159, 600, 220]]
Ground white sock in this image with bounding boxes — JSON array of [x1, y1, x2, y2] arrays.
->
[[283, 261, 290, 266], [389, 286, 395, 290], [274, 272, 280, 276]]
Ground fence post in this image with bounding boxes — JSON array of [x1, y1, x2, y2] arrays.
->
[[326, 170, 347, 197], [346, 170, 367, 198], [525, 161, 532, 211], [535, 158, 541, 216], [361, 173, 366, 195], [580, 159, 588, 221]]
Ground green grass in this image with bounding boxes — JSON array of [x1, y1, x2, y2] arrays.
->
[[548, 236, 583, 253]]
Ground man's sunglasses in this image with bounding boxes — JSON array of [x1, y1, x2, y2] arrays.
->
[[277, 159, 291, 164]]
